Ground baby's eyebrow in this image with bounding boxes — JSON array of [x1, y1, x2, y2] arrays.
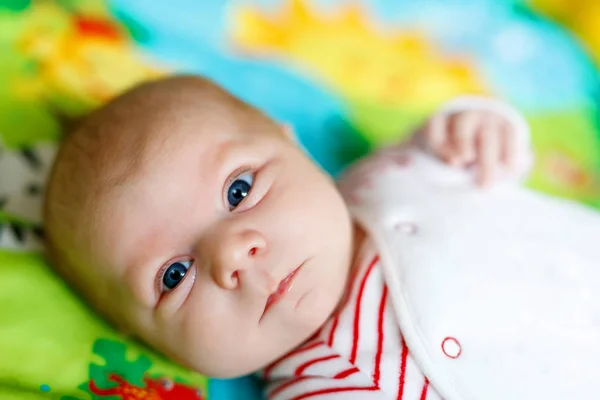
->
[[122, 245, 164, 309], [193, 138, 240, 195], [214, 138, 234, 159], [212, 139, 239, 171]]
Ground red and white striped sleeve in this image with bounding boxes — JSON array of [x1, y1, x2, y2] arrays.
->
[[263, 241, 443, 400]]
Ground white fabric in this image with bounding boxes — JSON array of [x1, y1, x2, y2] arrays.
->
[[342, 98, 600, 400]]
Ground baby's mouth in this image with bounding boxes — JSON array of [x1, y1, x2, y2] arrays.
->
[[260, 263, 304, 320]]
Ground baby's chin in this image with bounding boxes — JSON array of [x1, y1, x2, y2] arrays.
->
[[178, 325, 321, 378], [183, 349, 283, 379]]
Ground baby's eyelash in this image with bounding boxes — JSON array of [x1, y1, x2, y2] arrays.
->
[[225, 166, 254, 188], [223, 167, 257, 210], [155, 264, 168, 295], [155, 258, 193, 296]]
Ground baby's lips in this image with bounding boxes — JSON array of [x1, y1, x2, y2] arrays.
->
[[260, 264, 303, 319]]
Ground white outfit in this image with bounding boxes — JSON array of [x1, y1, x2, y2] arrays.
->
[[264, 97, 600, 399]]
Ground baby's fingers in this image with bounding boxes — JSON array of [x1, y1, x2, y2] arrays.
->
[[425, 114, 448, 157], [501, 121, 519, 171], [477, 119, 502, 186], [449, 112, 479, 166]]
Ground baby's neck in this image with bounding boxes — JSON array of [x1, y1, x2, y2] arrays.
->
[[332, 221, 366, 316], [351, 222, 366, 267]]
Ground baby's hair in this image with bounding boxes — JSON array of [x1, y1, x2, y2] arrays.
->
[[43, 75, 283, 326]]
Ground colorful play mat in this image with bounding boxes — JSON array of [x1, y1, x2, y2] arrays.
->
[[1, 0, 599, 399]]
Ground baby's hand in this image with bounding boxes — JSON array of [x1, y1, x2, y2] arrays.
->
[[423, 109, 519, 186]]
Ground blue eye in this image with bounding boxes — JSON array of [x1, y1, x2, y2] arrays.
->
[[162, 260, 192, 291], [227, 172, 254, 210]]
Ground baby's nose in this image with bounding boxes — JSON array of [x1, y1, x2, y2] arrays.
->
[[210, 229, 267, 290]]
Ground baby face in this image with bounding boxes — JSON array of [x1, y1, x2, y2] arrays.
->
[[84, 113, 354, 377]]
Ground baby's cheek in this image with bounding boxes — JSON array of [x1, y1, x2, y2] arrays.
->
[[294, 278, 342, 338], [175, 303, 245, 373], [303, 262, 346, 318]]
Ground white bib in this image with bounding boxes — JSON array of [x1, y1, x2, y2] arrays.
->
[[343, 147, 600, 400]]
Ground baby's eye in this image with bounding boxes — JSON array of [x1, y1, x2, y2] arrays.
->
[[227, 172, 254, 210], [161, 260, 193, 292]]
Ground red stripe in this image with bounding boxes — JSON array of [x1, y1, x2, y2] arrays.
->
[[372, 285, 388, 386], [350, 255, 379, 364], [334, 367, 359, 379], [420, 378, 430, 400], [264, 340, 324, 379], [327, 315, 339, 346], [397, 338, 409, 400], [291, 385, 379, 400], [267, 376, 311, 399], [295, 355, 340, 376]]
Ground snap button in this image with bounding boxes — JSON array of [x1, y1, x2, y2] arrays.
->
[[442, 337, 461, 359], [394, 222, 418, 235]]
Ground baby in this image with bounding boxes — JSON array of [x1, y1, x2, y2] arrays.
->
[[43, 76, 600, 400]]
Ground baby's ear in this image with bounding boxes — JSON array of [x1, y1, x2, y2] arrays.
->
[[281, 123, 297, 143]]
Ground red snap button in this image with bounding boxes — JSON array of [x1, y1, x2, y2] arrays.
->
[[442, 337, 461, 359]]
